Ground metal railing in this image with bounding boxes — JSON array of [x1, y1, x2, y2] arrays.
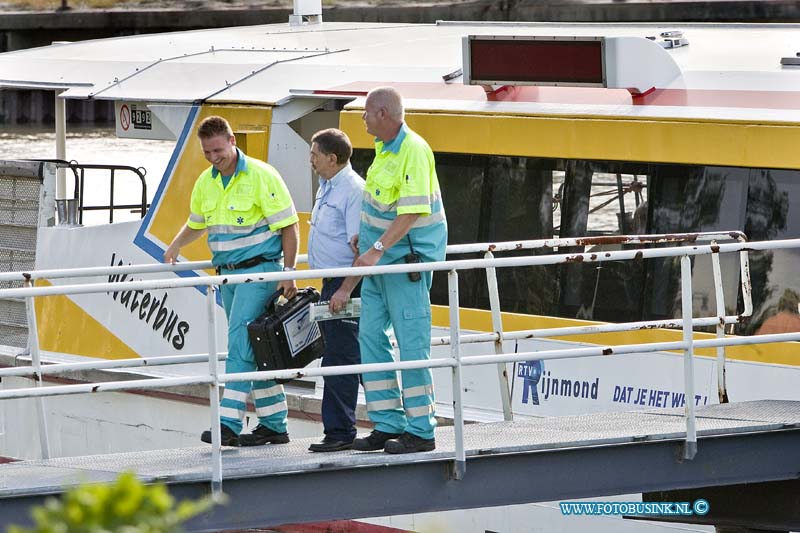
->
[[2, 232, 799, 494], [74, 163, 148, 223], [0, 231, 750, 422], [32, 160, 149, 224]]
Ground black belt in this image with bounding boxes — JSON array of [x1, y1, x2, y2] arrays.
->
[[216, 256, 274, 274]]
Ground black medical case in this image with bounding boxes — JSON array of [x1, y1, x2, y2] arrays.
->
[[248, 287, 325, 377]]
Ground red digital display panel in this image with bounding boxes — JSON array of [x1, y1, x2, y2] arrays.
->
[[469, 38, 604, 85]]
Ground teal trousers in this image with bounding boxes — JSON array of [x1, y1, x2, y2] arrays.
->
[[359, 271, 437, 440], [218, 260, 288, 435]]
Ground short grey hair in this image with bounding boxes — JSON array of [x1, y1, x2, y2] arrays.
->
[[367, 86, 404, 121]]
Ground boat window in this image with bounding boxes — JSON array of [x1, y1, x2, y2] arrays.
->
[[556, 161, 651, 322], [740, 169, 800, 335], [644, 165, 749, 325], [434, 153, 559, 313], [352, 147, 800, 336], [352, 149, 559, 314]]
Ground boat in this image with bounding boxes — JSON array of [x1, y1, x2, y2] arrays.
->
[[1, 3, 799, 530]]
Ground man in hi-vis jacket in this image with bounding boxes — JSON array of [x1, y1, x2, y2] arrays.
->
[[165, 115, 299, 447], [352, 87, 447, 454]]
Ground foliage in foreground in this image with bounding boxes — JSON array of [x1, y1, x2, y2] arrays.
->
[[8, 471, 218, 533]]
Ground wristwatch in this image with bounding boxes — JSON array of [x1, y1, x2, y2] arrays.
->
[[373, 240, 385, 252], [283, 266, 296, 272]]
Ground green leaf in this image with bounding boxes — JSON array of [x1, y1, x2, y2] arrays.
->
[[7, 472, 221, 533]]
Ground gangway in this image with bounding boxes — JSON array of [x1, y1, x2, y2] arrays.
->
[[2, 401, 800, 531], [1, 234, 800, 531]]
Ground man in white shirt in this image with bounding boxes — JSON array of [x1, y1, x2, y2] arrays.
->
[[307, 128, 364, 452]]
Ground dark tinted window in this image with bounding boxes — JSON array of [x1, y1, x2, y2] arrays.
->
[[352, 148, 800, 334], [353, 149, 559, 314], [432, 154, 558, 314], [556, 161, 649, 322], [645, 166, 749, 323], [741, 170, 800, 335]]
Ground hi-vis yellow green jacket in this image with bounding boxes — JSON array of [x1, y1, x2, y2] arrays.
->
[[187, 149, 298, 266], [359, 124, 447, 265]]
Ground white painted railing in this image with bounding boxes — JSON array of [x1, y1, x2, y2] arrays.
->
[[2, 232, 798, 492], [0, 231, 751, 425]]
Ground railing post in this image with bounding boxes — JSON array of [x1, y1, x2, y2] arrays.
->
[[739, 249, 753, 318], [680, 256, 698, 460], [54, 90, 67, 201], [23, 279, 51, 459], [448, 269, 466, 480], [206, 285, 223, 497], [109, 168, 116, 224], [710, 243, 729, 404], [79, 167, 86, 225], [484, 251, 513, 421]]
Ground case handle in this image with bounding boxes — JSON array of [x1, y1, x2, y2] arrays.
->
[[263, 286, 321, 313], [264, 287, 285, 314]]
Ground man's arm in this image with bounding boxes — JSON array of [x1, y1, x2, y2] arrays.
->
[[353, 213, 420, 268], [164, 224, 206, 264], [278, 222, 299, 299]]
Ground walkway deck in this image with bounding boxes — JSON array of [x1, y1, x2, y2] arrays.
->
[[2, 400, 799, 531]]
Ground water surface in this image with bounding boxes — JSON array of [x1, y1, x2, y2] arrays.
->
[[0, 126, 174, 225]]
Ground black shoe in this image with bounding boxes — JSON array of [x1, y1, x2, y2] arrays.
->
[[384, 432, 435, 454], [352, 430, 402, 451], [308, 437, 354, 453], [200, 424, 239, 447], [239, 424, 290, 446]]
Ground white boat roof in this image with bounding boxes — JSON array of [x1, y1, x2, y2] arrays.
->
[[2, 21, 800, 123]]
